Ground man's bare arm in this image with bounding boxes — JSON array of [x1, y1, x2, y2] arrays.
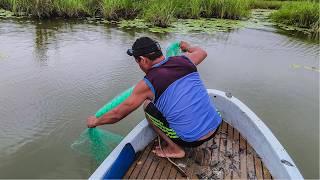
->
[[87, 80, 153, 127], [180, 41, 207, 66]]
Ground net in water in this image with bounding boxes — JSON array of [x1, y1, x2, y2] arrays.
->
[[71, 128, 123, 164], [71, 41, 181, 164]]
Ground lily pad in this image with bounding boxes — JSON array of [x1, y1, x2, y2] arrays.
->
[[291, 64, 320, 72], [118, 18, 242, 34], [0, 52, 8, 60], [0, 8, 15, 18]]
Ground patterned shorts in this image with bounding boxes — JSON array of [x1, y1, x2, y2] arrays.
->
[[144, 102, 219, 147]]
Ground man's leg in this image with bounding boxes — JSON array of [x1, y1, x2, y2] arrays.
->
[[143, 100, 185, 158]]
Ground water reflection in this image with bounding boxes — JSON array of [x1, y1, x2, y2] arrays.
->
[[0, 17, 318, 178]]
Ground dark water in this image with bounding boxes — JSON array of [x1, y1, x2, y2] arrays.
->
[[0, 18, 318, 178]]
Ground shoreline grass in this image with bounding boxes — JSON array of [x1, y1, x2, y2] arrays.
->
[[271, 1, 319, 32], [0, 0, 318, 31]]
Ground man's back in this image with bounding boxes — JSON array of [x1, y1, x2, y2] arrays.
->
[[144, 55, 222, 142]]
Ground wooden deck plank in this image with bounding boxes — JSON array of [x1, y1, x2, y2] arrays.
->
[[128, 141, 154, 179], [123, 151, 142, 178], [168, 165, 178, 179], [247, 143, 256, 180], [220, 122, 228, 178], [125, 121, 273, 180], [186, 147, 200, 179], [152, 157, 167, 179], [159, 160, 173, 179], [262, 163, 272, 179], [239, 135, 247, 179], [232, 128, 241, 179], [144, 156, 160, 179], [254, 152, 264, 180], [225, 123, 234, 179], [211, 125, 221, 164]]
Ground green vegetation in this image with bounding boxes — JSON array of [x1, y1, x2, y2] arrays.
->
[[201, 0, 251, 19], [101, 0, 139, 20], [271, 1, 319, 32], [250, 0, 285, 9], [142, 0, 175, 27], [0, 0, 253, 25], [0, 0, 319, 35], [118, 18, 243, 33]]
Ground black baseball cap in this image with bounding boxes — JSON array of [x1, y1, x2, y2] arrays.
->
[[127, 37, 161, 57]]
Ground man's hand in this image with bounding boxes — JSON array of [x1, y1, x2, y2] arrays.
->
[[180, 41, 191, 52], [180, 41, 207, 66], [87, 116, 98, 128]]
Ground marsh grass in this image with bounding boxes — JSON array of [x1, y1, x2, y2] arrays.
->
[[53, 0, 92, 17], [271, 1, 319, 31], [250, 0, 285, 9], [174, 0, 202, 19], [0, 0, 318, 31], [201, 0, 251, 19], [142, 0, 175, 27], [101, 0, 139, 20]]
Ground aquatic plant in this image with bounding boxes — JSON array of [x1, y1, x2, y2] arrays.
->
[[118, 18, 243, 34], [0, 8, 14, 17], [101, 0, 139, 20], [53, 0, 92, 17], [142, 0, 175, 27], [201, 0, 251, 19], [271, 1, 320, 31], [250, 0, 285, 9], [173, 0, 202, 19]]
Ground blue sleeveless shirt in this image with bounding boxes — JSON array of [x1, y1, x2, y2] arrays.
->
[[143, 56, 222, 142]]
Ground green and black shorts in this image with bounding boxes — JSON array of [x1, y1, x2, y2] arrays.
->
[[144, 102, 218, 148]]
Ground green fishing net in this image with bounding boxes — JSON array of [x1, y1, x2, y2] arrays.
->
[[71, 128, 123, 164], [95, 86, 134, 118], [166, 41, 182, 57], [71, 87, 135, 163], [71, 41, 181, 163]]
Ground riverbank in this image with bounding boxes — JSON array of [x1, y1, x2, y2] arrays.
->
[[0, 0, 319, 34], [271, 1, 319, 33]]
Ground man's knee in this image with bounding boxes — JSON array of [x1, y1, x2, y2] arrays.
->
[[143, 99, 151, 110]]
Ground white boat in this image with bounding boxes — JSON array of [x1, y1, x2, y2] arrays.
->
[[89, 89, 303, 179]]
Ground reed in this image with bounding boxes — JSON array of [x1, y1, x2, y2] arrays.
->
[[142, 0, 175, 27], [53, 0, 92, 17], [174, 0, 202, 19], [101, 0, 139, 20], [1, 0, 318, 31], [250, 0, 285, 9], [201, 0, 251, 19], [271, 1, 320, 30]]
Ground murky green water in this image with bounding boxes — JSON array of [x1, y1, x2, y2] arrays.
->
[[0, 17, 318, 178]]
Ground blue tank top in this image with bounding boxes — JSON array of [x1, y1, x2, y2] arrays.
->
[[144, 56, 222, 142]]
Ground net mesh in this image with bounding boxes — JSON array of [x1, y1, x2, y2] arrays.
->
[[71, 128, 123, 164], [166, 41, 182, 57], [95, 86, 134, 118], [71, 41, 181, 164]]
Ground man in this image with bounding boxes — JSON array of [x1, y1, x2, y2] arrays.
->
[[87, 37, 222, 158]]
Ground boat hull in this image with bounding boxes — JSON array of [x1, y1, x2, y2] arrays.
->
[[89, 89, 303, 179]]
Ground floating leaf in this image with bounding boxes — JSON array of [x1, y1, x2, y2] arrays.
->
[[291, 64, 319, 73]]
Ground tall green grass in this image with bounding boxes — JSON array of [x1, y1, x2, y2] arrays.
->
[[1, 0, 318, 31], [53, 0, 92, 17], [202, 0, 251, 19], [142, 0, 175, 27], [174, 0, 202, 19], [250, 0, 285, 9], [271, 1, 320, 31], [101, 0, 139, 20]]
